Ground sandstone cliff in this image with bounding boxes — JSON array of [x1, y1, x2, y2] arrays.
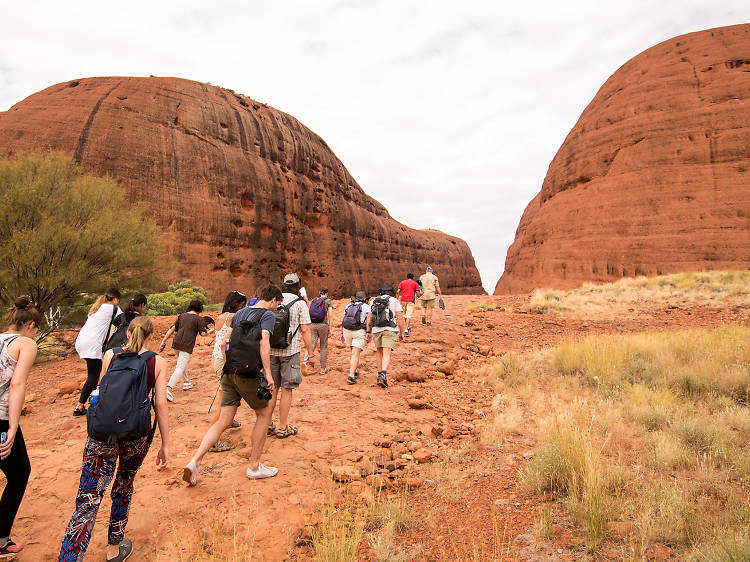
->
[[0, 76, 483, 298], [495, 24, 750, 294]]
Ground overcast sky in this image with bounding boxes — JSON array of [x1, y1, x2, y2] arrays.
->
[[1, 1, 747, 292]]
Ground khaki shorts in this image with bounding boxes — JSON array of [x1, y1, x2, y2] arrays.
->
[[220, 371, 269, 410], [343, 328, 367, 350], [373, 330, 397, 349], [270, 353, 302, 389], [212, 356, 225, 381], [400, 301, 415, 319], [420, 298, 436, 309]]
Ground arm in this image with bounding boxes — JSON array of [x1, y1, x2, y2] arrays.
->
[[259, 330, 275, 392], [300, 324, 314, 367], [436, 279, 442, 297], [365, 312, 373, 344], [99, 349, 114, 382], [396, 287, 402, 300], [158, 325, 176, 352], [153, 356, 170, 470], [0, 339, 37, 459]]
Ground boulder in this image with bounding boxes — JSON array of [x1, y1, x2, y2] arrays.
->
[[330, 465, 361, 483], [413, 448, 435, 463]]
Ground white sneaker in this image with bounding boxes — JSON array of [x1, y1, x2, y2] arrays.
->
[[166, 387, 174, 402], [182, 382, 193, 390], [246, 463, 278, 479]]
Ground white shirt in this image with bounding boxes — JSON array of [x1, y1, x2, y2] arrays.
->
[[75, 303, 123, 359], [371, 296, 403, 334]]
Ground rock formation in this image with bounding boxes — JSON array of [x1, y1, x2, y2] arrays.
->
[[0, 76, 483, 298], [495, 24, 750, 294]]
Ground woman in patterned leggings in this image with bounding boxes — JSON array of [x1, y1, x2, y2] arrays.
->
[[58, 317, 170, 562]]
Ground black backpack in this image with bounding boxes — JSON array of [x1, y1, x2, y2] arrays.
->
[[342, 302, 366, 330], [87, 348, 156, 444], [224, 309, 264, 376], [371, 295, 395, 328], [103, 312, 138, 353], [269, 297, 304, 349]]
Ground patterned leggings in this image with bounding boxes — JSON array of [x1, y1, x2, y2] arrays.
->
[[58, 435, 150, 561]]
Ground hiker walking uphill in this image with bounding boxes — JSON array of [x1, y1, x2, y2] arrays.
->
[[397, 273, 422, 337], [59, 316, 170, 562], [0, 297, 40, 558], [103, 294, 148, 353], [304, 288, 333, 373], [159, 299, 206, 402], [419, 266, 443, 326], [207, 290, 248, 453], [369, 285, 405, 388], [74, 288, 122, 417], [343, 291, 372, 385], [268, 273, 313, 439], [183, 285, 281, 484]]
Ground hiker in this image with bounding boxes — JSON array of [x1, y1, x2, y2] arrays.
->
[[59, 316, 170, 562], [342, 291, 372, 385], [268, 273, 313, 439], [396, 273, 422, 337], [304, 288, 333, 373], [419, 266, 442, 326], [369, 285, 405, 388], [73, 287, 122, 417], [0, 297, 40, 557], [183, 285, 281, 484], [104, 294, 148, 353], [207, 290, 248, 453], [158, 299, 206, 402]]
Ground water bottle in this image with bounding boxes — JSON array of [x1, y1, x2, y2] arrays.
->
[[90, 387, 100, 408]]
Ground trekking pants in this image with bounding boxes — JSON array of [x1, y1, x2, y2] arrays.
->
[[0, 421, 30, 539], [167, 351, 191, 388], [58, 435, 150, 561], [305, 323, 329, 369]]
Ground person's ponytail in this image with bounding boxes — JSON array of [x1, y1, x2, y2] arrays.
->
[[88, 287, 121, 316], [122, 316, 154, 353]]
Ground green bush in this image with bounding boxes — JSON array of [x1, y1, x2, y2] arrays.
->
[[0, 152, 161, 318], [147, 281, 209, 316]]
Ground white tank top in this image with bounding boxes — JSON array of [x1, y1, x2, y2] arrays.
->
[[212, 314, 232, 360], [0, 334, 20, 420]]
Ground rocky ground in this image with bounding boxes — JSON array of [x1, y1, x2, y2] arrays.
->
[[4, 295, 748, 560]]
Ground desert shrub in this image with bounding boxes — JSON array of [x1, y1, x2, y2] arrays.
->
[[645, 431, 696, 470], [311, 499, 364, 562], [0, 152, 161, 322], [147, 281, 209, 316], [639, 480, 699, 545], [689, 535, 750, 562], [528, 289, 568, 314]]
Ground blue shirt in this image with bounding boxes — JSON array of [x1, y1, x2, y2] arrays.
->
[[231, 307, 275, 334]]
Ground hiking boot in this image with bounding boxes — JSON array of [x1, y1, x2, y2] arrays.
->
[[105, 538, 133, 562], [0, 539, 23, 556], [377, 371, 388, 388], [246, 463, 278, 479], [347, 374, 357, 385], [405, 328, 411, 337], [73, 407, 86, 417]]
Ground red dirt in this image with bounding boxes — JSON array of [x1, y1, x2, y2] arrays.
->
[[5, 295, 748, 560]]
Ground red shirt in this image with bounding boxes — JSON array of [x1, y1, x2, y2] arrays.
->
[[398, 279, 421, 303]]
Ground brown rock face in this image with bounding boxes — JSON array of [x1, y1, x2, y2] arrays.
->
[[0, 77, 483, 298], [496, 24, 750, 295]]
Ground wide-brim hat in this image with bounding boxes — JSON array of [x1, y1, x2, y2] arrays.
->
[[283, 272, 301, 284]]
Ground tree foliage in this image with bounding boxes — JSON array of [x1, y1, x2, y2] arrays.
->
[[0, 152, 162, 318], [147, 280, 209, 316]]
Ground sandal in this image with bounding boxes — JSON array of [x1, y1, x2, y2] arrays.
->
[[209, 440, 234, 453], [0, 538, 23, 556], [229, 419, 241, 429], [166, 387, 174, 402], [275, 425, 298, 439], [266, 422, 276, 436]]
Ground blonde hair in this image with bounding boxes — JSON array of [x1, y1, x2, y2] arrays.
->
[[122, 316, 154, 353], [88, 287, 121, 316]]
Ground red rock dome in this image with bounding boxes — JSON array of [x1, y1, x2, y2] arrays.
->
[[0, 76, 483, 298], [495, 24, 750, 294]]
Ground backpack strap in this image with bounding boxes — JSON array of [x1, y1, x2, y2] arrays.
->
[[0, 336, 20, 396], [101, 305, 119, 352], [137, 350, 159, 446], [284, 297, 305, 340]]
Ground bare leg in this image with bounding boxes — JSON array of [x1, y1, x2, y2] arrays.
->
[[249, 403, 273, 469], [278, 388, 293, 428], [381, 347, 393, 371], [349, 347, 362, 376], [376, 347, 384, 371], [190, 405, 237, 469]]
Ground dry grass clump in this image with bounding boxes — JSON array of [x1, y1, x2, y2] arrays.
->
[[466, 300, 498, 313], [484, 325, 750, 556], [529, 270, 750, 316]]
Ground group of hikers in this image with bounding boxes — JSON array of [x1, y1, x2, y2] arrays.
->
[[0, 267, 443, 560]]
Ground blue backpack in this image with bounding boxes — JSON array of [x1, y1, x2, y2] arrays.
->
[[87, 348, 157, 444]]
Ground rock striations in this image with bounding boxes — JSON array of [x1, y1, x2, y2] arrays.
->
[[495, 24, 750, 294], [0, 76, 483, 298]]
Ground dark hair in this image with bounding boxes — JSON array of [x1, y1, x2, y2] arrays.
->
[[407, 273, 414, 279], [88, 287, 122, 316], [283, 281, 300, 294], [125, 293, 148, 314], [319, 287, 329, 296], [379, 284, 395, 296], [259, 285, 282, 302], [222, 291, 248, 313], [187, 299, 204, 313], [5, 296, 41, 329]]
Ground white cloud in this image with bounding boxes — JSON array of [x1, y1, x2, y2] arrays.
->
[[1, 0, 748, 291]]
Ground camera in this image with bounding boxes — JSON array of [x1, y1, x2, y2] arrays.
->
[[257, 381, 272, 401]]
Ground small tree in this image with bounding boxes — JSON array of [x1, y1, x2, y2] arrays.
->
[[0, 152, 162, 320]]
